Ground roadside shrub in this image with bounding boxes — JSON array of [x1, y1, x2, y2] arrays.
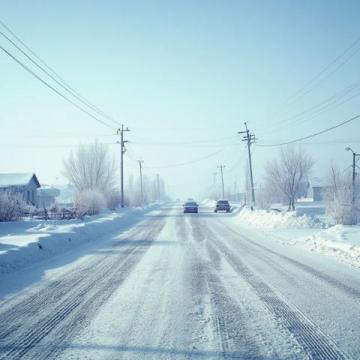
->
[[75, 189, 106, 217], [325, 166, 358, 225], [106, 191, 121, 210], [0, 191, 28, 221]]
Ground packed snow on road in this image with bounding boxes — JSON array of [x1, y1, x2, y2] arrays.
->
[[0, 204, 359, 359]]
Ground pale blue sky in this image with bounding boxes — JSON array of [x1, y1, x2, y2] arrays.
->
[[1, 1, 359, 198]]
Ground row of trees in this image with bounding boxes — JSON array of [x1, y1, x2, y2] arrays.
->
[[0, 141, 167, 221], [251, 146, 358, 225], [63, 141, 167, 216], [126, 174, 167, 207]]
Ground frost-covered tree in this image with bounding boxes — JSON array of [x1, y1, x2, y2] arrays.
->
[[75, 189, 106, 216], [63, 141, 117, 214], [325, 165, 358, 225], [0, 191, 29, 221], [63, 140, 117, 193], [264, 146, 313, 211]]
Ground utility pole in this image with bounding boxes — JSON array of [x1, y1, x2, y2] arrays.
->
[[346, 147, 360, 221], [138, 160, 144, 207], [239, 122, 256, 210], [117, 124, 130, 208], [218, 165, 225, 199]]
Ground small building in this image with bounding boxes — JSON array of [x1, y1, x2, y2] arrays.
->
[[0, 173, 41, 206], [309, 177, 327, 202]]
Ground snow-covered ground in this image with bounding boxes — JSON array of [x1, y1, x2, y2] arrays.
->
[[236, 207, 360, 269], [0, 205, 359, 359], [0, 206, 156, 274]]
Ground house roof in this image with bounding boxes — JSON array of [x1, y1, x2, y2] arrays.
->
[[309, 177, 326, 188], [0, 173, 40, 188]]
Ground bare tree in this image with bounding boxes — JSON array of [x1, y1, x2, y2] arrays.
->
[[264, 146, 313, 211], [257, 183, 276, 210], [324, 165, 357, 225], [63, 141, 118, 214], [63, 140, 117, 194]]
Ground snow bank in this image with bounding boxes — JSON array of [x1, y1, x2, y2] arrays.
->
[[297, 225, 360, 268], [0, 207, 152, 274], [236, 208, 323, 229], [236, 208, 360, 268]]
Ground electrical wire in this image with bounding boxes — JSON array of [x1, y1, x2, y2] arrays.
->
[[256, 114, 360, 147], [129, 135, 239, 145], [130, 141, 241, 148], [0, 19, 121, 127], [0, 45, 116, 130], [260, 79, 360, 135], [278, 35, 360, 109], [127, 146, 230, 169], [299, 139, 360, 145]]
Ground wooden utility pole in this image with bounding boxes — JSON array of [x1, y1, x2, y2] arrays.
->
[[117, 124, 130, 208], [239, 122, 256, 210]]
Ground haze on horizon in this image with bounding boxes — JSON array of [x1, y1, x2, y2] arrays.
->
[[1, 0, 359, 200]]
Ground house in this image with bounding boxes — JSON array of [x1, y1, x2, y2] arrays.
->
[[0, 173, 41, 206]]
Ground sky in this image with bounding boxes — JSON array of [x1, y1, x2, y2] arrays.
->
[[1, 0, 360, 200]]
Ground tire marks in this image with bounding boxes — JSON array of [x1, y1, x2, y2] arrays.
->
[[189, 218, 263, 359], [0, 217, 165, 360], [221, 224, 360, 300], [210, 234, 351, 360]]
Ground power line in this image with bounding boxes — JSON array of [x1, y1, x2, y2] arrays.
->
[[141, 148, 228, 169], [257, 114, 360, 147], [0, 141, 117, 149], [0, 45, 116, 130], [299, 139, 360, 145], [261, 79, 360, 135], [0, 19, 120, 127], [130, 135, 238, 145], [0, 30, 120, 127], [278, 35, 360, 108], [130, 141, 240, 148]]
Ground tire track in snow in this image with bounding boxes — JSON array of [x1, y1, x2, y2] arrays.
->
[[208, 228, 351, 360], [189, 218, 263, 359], [221, 223, 360, 300], [0, 217, 165, 360]]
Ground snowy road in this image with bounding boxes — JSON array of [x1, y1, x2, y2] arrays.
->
[[0, 206, 359, 359]]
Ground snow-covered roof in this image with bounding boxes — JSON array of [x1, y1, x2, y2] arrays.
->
[[0, 173, 40, 188], [309, 177, 325, 188]]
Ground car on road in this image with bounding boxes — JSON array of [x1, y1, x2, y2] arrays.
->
[[214, 200, 231, 213], [183, 201, 199, 213]]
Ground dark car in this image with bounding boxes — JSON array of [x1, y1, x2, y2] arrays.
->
[[183, 201, 199, 213], [214, 200, 231, 213]]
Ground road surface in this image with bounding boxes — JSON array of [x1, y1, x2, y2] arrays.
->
[[0, 205, 359, 359]]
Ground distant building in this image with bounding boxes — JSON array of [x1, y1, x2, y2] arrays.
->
[[37, 185, 61, 208], [0, 173, 41, 206], [309, 177, 328, 202]]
